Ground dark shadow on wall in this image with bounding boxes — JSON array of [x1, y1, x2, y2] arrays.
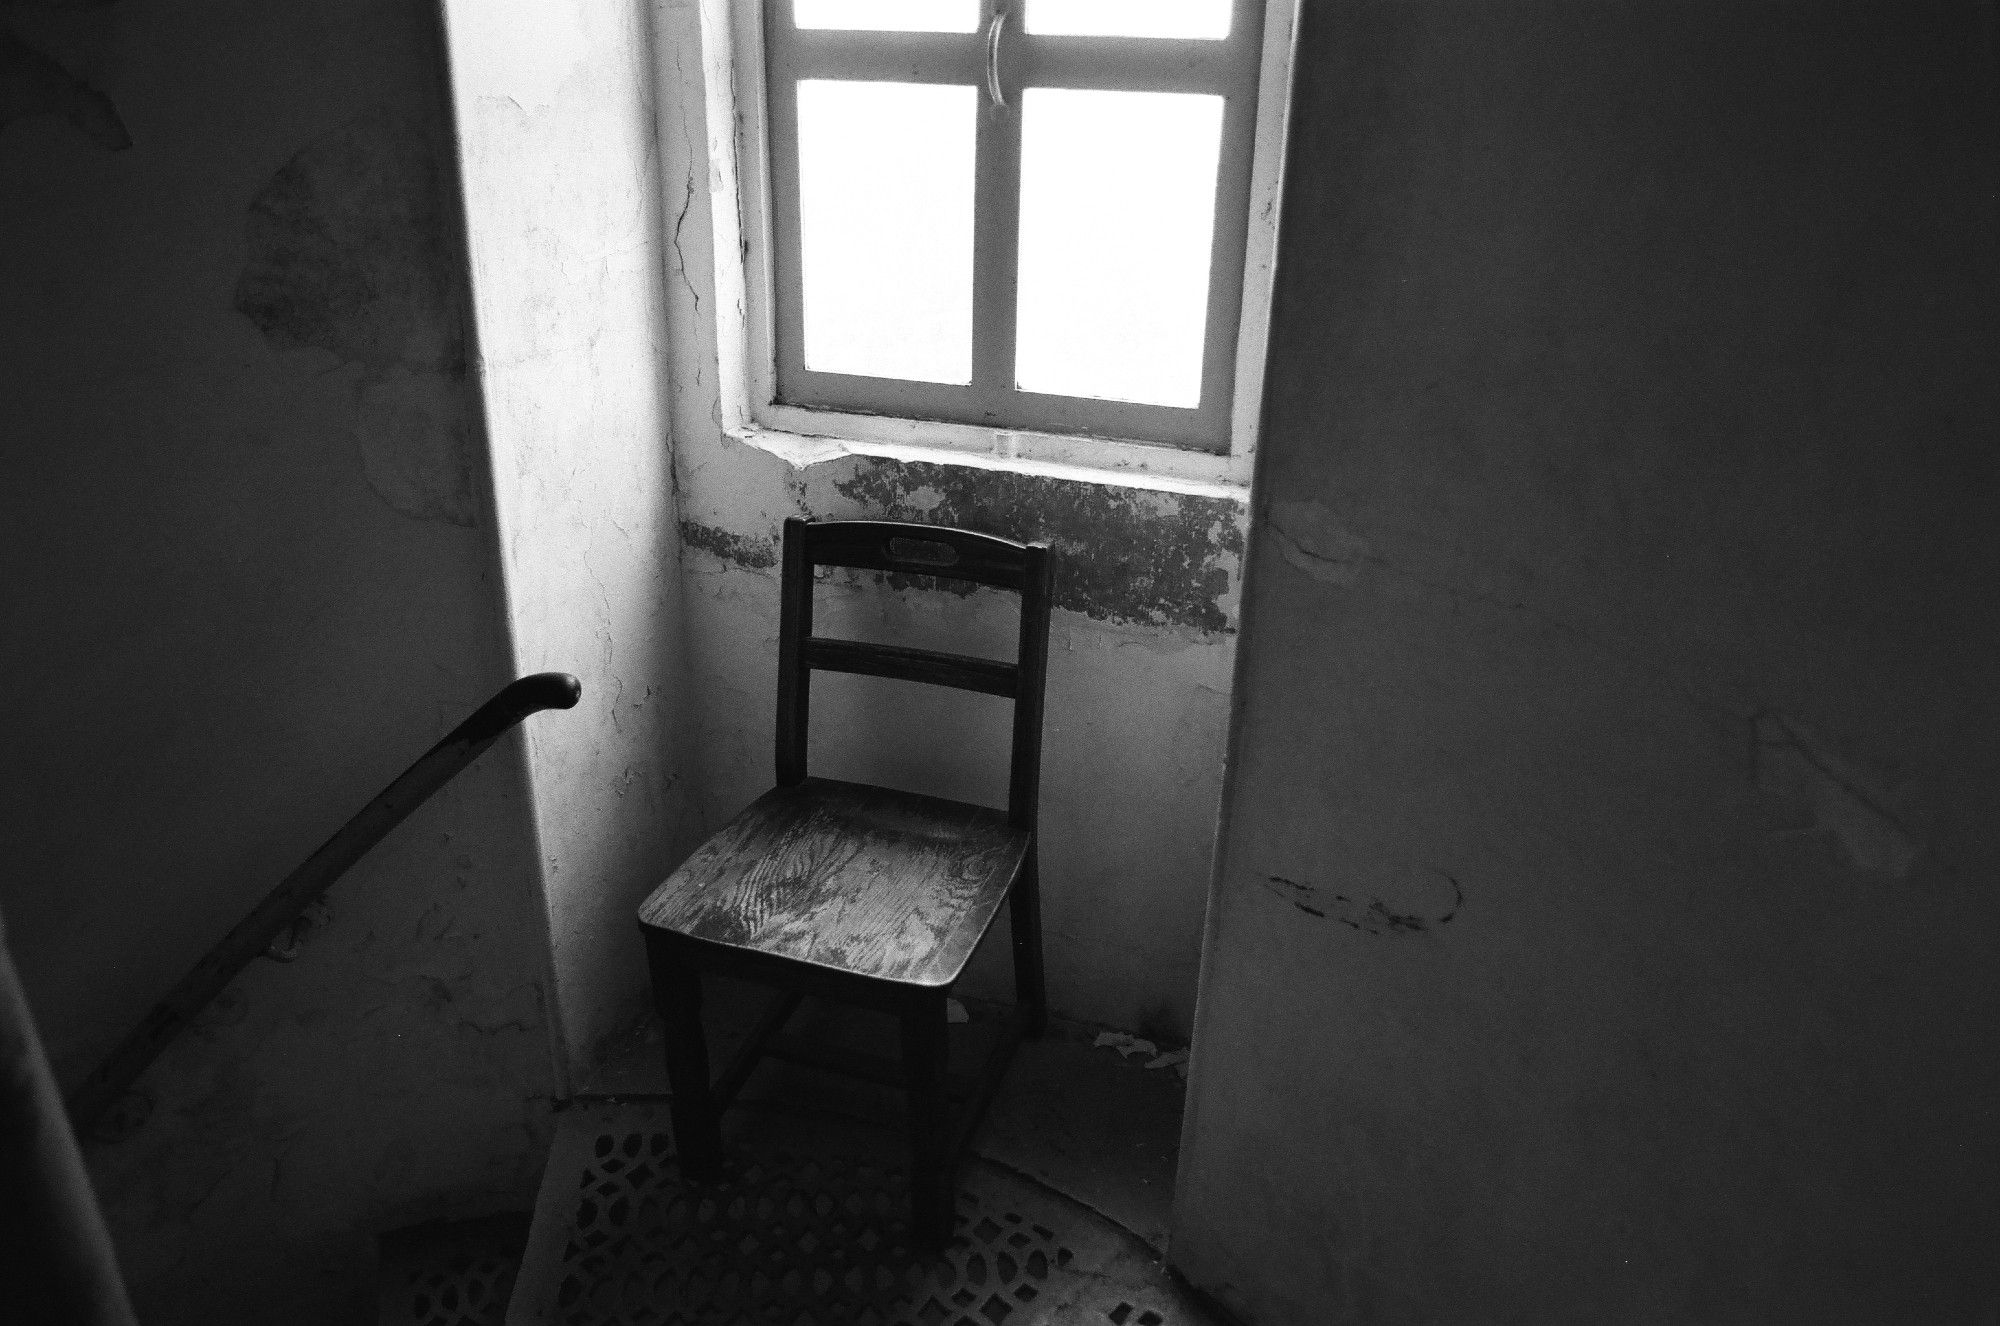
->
[[0, 11, 131, 151]]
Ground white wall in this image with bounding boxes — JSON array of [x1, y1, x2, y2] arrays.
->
[[442, 0, 705, 1086]]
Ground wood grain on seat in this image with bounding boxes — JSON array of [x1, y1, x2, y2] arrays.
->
[[638, 778, 1029, 989]]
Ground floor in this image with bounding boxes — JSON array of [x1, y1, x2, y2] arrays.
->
[[583, 980, 1189, 1251], [469, 978, 1214, 1325]]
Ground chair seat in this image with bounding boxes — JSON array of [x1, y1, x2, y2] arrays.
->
[[637, 778, 1030, 989]]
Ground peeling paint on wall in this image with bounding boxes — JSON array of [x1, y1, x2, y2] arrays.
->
[[679, 519, 776, 569], [827, 459, 1246, 633], [681, 455, 1247, 631], [0, 25, 131, 151]]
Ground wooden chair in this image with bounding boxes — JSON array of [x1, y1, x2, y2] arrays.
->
[[636, 517, 1052, 1249]]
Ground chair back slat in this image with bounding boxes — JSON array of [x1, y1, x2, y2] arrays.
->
[[800, 520, 1035, 592], [803, 639, 1019, 698], [774, 518, 1054, 832]]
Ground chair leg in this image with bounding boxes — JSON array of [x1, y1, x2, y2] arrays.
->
[[899, 994, 954, 1252], [646, 933, 724, 1181], [1009, 847, 1048, 1038]]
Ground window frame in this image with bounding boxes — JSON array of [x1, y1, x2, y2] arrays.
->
[[704, 0, 1300, 494]]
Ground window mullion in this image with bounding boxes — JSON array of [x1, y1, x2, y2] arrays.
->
[[969, 2, 1023, 412]]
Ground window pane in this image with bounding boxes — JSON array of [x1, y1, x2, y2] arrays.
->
[[1024, 0, 1230, 39], [797, 80, 977, 384], [1014, 88, 1223, 409], [794, 0, 979, 32]]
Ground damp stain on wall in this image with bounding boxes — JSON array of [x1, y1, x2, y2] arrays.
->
[[235, 104, 479, 526], [235, 104, 466, 374], [811, 459, 1247, 634]]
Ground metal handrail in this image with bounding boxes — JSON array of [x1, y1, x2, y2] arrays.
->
[[64, 672, 581, 1135]]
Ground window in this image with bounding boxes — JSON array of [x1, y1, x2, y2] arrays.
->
[[708, 0, 1297, 488]]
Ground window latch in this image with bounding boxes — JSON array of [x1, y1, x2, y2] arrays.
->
[[985, 5, 1008, 110]]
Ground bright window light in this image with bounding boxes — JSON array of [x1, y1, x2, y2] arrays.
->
[[1014, 88, 1224, 409], [794, 0, 980, 32], [796, 80, 978, 384], [1024, 0, 1231, 39]]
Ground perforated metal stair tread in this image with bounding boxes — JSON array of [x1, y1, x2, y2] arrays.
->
[[506, 1100, 1214, 1326]]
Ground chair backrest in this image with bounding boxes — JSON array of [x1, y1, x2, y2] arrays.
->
[[776, 518, 1053, 832]]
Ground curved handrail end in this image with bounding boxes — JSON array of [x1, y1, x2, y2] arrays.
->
[[509, 672, 582, 712]]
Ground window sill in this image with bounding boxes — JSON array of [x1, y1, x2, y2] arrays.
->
[[733, 413, 1253, 504]]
